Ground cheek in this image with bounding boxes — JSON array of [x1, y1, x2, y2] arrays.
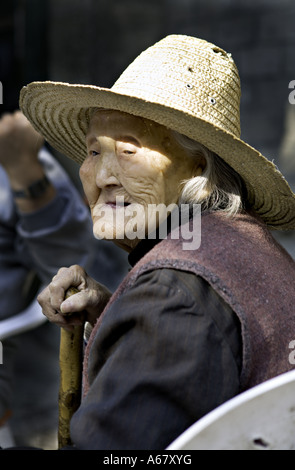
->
[[161, 152, 197, 203], [79, 158, 92, 184], [120, 162, 166, 204], [79, 160, 99, 204]]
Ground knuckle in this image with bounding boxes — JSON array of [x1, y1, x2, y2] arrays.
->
[[56, 266, 68, 276], [71, 264, 86, 275], [37, 292, 44, 304], [37, 287, 47, 304], [49, 279, 60, 292]]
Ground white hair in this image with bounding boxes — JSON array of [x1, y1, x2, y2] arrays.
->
[[172, 131, 246, 217]]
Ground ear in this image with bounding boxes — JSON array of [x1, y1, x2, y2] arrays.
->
[[194, 155, 207, 176]]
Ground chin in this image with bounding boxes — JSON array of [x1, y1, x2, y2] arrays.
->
[[93, 219, 119, 240]]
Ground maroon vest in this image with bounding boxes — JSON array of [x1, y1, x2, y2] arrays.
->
[[84, 212, 295, 395]]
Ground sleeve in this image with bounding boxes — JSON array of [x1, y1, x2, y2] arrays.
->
[[0, 168, 30, 320], [71, 268, 242, 450]]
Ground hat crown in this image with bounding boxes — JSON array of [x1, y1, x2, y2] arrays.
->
[[112, 35, 241, 138]]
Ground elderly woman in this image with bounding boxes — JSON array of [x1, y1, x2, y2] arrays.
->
[[20, 35, 295, 450]]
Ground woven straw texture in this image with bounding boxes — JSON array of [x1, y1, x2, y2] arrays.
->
[[19, 35, 295, 230]]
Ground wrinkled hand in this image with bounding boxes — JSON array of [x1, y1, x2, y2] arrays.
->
[[0, 111, 44, 176], [37, 265, 112, 330]]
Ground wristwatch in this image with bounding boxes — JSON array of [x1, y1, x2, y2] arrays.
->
[[12, 175, 50, 199]]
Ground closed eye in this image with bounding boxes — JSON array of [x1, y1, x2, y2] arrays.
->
[[117, 139, 140, 157], [89, 150, 100, 157]]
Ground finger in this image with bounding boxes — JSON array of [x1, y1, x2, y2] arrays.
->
[[61, 286, 86, 316], [49, 267, 81, 311], [56, 265, 87, 290], [38, 289, 82, 329], [60, 289, 89, 315], [56, 312, 84, 329], [37, 287, 59, 320], [37, 284, 70, 321], [49, 281, 68, 312]]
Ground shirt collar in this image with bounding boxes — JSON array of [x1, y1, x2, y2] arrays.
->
[[128, 236, 160, 267], [128, 207, 186, 267]]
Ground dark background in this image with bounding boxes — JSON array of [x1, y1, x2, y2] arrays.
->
[[1, 0, 294, 254]]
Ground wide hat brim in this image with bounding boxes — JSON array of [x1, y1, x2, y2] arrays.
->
[[19, 80, 295, 230]]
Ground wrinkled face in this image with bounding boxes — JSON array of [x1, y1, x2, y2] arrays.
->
[[80, 110, 202, 251]]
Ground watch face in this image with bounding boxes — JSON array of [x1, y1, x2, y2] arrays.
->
[[13, 176, 50, 199]]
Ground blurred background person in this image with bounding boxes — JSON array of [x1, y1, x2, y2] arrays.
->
[[0, 111, 128, 448]]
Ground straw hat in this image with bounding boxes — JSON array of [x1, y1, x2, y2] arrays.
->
[[20, 34, 295, 230]]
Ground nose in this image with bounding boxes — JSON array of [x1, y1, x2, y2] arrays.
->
[[80, 146, 119, 190], [94, 152, 119, 189]]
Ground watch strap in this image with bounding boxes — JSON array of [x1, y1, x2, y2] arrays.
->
[[12, 175, 50, 199]]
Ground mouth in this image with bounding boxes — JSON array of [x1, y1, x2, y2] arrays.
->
[[106, 200, 131, 208]]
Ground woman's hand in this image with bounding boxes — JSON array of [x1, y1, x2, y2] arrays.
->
[[37, 264, 112, 330]]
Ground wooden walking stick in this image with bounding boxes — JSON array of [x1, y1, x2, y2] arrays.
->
[[58, 287, 84, 449]]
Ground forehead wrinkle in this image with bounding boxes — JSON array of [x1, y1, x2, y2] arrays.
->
[[90, 109, 152, 137], [117, 135, 142, 147], [87, 109, 176, 156]]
